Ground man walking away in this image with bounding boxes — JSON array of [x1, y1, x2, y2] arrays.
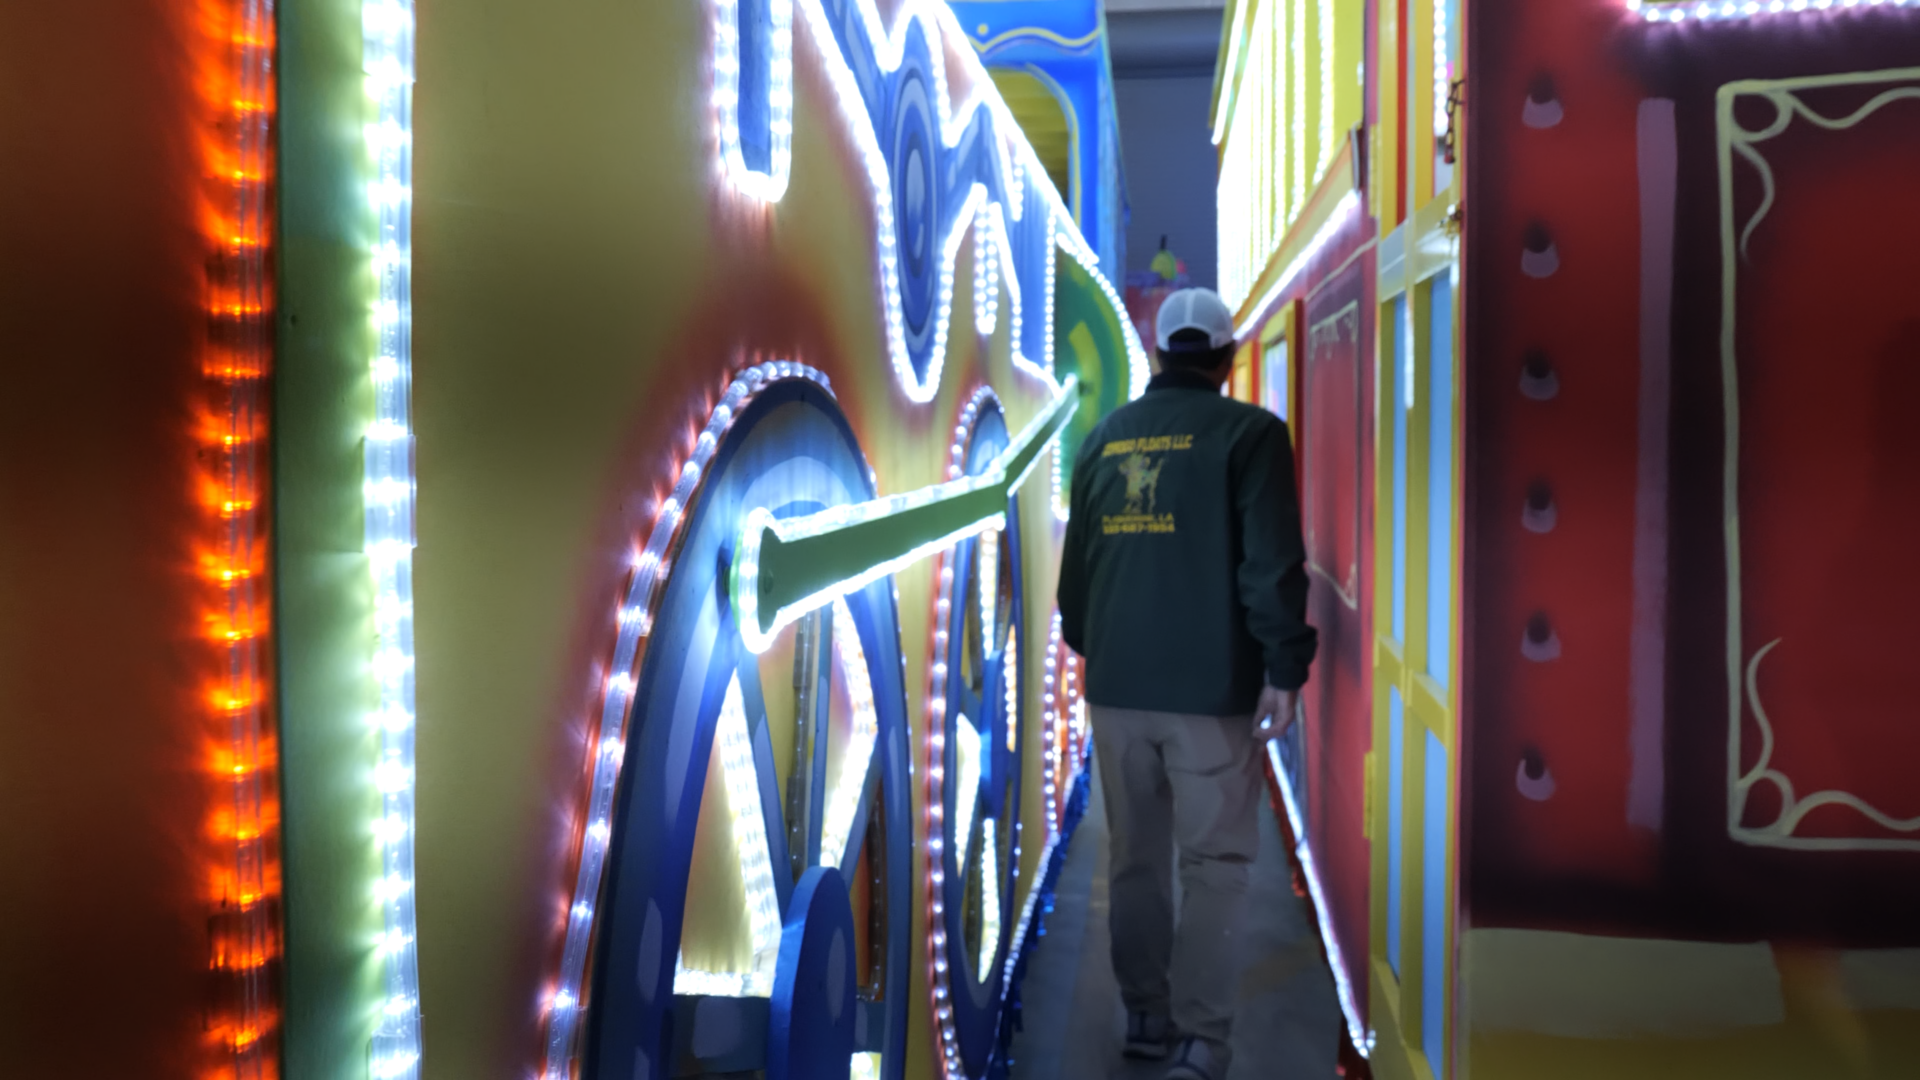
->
[[1057, 287, 1318, 1080]]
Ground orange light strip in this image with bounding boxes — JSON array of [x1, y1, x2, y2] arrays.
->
[[198, 1, 281, 1077]]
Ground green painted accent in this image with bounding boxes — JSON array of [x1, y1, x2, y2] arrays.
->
[[741, 380, 1079, 641], [1052, 246, 1133, 503], [274, 1, 385, 1075]]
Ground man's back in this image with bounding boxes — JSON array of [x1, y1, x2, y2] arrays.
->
[[1057, 367, 1317, 716]]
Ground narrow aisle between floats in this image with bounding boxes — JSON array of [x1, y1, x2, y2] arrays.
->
[[1010, 768, 1344, 1079]]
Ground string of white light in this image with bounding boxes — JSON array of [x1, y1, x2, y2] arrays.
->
[[1318, 0, 1335, 177], [973, 203, 1002, 337], [977, 818, 1003, 977], [362, 2, 422, 1077], [1290, 0, 1307, 217], [539, 361, 833, 1079], [997, 826, 1059, 998], [1041, 615, 1064, 836], [1630, 0, 1918, 20], [953, 713, 983, 883], [1217, 0, 1295, 313], [976, 529, 1000, 649], [1434, 0, 1452, 139], [1267, 741, 1375, 1057], [818, 597, 881, 872], [712, 0, 795, 201], [924, 386, 996, 1077]]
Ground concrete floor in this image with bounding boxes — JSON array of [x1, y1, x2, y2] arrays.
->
[[1008, 768, 1343, 1080]]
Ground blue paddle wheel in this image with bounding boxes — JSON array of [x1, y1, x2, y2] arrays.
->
[[582, 369, 913, 1080]]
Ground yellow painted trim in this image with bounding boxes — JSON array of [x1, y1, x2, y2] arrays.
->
[[1411, 672, 1451, 735], [1372, 0, 1402, 231], [1408, 0, 1436, 215], [1410, 202, 1457, 286], [1334, 0, 1363, 166]]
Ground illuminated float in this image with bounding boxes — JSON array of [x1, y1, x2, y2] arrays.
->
[[1213, 0, 1920, 1075], [391, 0, 1140, 1076], [0, 0, 1137, 1078]]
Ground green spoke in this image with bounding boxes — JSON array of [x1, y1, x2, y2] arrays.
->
[[733, 378, 1078, 651]]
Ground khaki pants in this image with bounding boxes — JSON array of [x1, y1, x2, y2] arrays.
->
[[1091, 704, 1262, 1064]]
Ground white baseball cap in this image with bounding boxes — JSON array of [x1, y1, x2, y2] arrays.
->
[[1154, 287, 1235, 352]]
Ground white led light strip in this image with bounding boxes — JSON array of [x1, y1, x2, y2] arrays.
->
[[953, 713, 982, 882], [713, 0, 795, 201], [1003, 625, 1019, 753], [973, 204, 1002, 338], [1290, 0, 1307, 217], [998, 614, 1084, 997], [997, 825, 1058, 998], [362, 2, 422, 1077], [1223, 0, 1334, 314], [1211, 2, 1250, 146], [818, 597, 880, 872], [1629, 0, 1918, 19], [977, 529, 999, 641], [1267, 739, 1374, 1056], [977, 818, 1002, 977], [1434, 0, 1452, 139], [926, 550, 964, 1077], [924, 391, 986, 1077], [672, 675, 782, 997], [1040, 614, 1064, 836], [540, 361, 832, 1079]]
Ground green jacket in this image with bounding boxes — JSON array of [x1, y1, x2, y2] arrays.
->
[[1057, 368, 1318, 715]]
